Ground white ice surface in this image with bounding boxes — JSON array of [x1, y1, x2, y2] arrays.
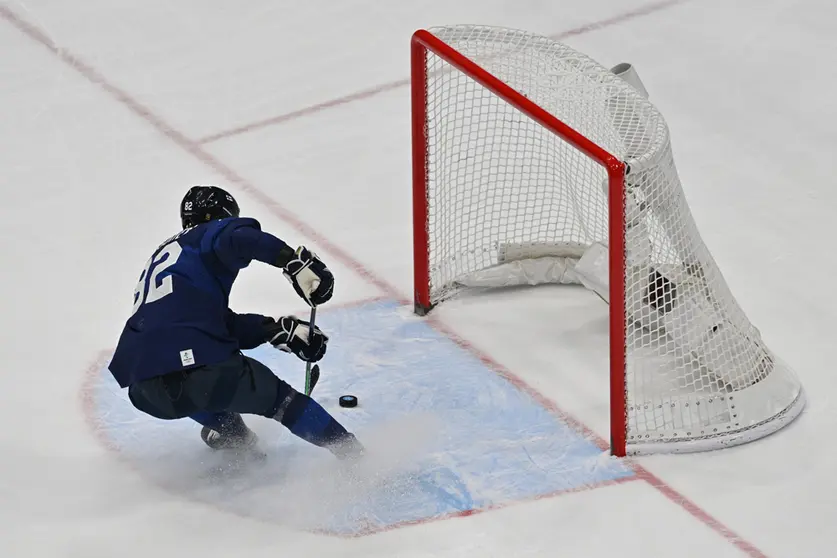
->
[[2, 0, 836, 556]]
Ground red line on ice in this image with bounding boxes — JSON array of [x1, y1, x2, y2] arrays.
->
[[195, 0, 691, 145], [344, 475, 641, 538], [1, 3, 768, 557], [197, 79, 411, 145]]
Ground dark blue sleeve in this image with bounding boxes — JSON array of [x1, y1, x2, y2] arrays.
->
[[211, 218, 291, 271], [226, 311, 271, 349]]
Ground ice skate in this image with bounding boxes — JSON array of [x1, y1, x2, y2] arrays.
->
[[326, 433, 365, 462], [200, 413, 262, 456]]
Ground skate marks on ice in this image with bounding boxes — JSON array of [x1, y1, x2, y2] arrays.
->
[[87, 299, 632, 535]]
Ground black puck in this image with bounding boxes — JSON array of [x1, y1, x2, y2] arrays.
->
[[339, 395, 358, 408]]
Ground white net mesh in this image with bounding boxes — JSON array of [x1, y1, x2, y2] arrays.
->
[[416, 25, 805, 453]]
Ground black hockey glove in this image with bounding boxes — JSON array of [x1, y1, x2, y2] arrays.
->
[[264, 316, 328, 362], [279, 246, 334, 307]]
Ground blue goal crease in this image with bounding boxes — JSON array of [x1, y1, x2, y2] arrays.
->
[[93, 297, 633, 535]]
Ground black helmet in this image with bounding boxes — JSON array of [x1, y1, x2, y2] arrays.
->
[[180, 186, 240, 229]]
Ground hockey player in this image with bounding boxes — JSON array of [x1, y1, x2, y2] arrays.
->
[[108, 185, 364, 459]]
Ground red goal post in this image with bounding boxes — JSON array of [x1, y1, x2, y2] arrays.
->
[[410, 26, 805, 457], [411, 28, 630, 455]]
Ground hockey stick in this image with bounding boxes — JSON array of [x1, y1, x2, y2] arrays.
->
[[304, 305, 320, 396]]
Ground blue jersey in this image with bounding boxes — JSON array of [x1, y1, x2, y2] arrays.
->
[[108, 217, 289, 388]]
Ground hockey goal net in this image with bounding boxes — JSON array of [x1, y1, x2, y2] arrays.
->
[[411, 25, 805, 456]]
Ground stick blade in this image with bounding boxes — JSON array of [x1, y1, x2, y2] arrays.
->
[[305, 364, 320, 396]]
